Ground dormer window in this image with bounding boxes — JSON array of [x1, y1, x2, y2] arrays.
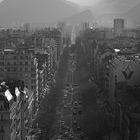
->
[[0, 102, 4, 111]]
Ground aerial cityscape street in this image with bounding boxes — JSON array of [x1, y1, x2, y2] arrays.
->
[[0, 0, 140, 140]]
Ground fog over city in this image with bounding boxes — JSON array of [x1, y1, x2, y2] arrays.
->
[[0, 0, 140, 27], [0, 1, 140, 140]]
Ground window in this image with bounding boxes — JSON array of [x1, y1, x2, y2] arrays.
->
[[31, 79, 36, 83], [25, 62, 28, 65], [25, 68, 28, 71], [20, 62, 23, 65], [7, 62, 10, 65], [0, 75, 3, 78], [19, 68, 22, 71], [1, 115, 3, 120], [31, 68, 34, 71], [13, 68, 17, 71], [31, 74, 36, 77], [0, 56, 4, 60], [0, 68, 4, 71], [14, 62, 16, 65], [31, 86, 35, 89], [0, 62, 4, 65], [6, 68, 10, 71], [13, 56, 17, 59], [0, 103, 4, 111], [0, 106, 3, 110]]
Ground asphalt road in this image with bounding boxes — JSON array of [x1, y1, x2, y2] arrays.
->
[[54, 49, 86, 140]]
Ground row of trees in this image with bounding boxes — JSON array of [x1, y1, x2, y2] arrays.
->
[[74, 30, 114, 140]]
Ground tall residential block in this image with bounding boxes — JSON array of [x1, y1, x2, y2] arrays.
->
[[114, 18, 125, 36]]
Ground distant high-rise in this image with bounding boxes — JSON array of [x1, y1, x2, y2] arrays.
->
[[114, 18, 124, 36], [57, 22, 66, 32], [71, 26, 76, 45], [23, 23, 31, 32], [57, 22, 67, 45], [81, 22, 89, 31]]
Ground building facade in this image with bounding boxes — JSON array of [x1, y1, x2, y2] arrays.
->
[[105, 53, 140, 105], [96, 49, 140, 140], [0, 48, 36, 91], [34, 54, 49, 110], [10, 88, 34, 140], [0, 93, 10, 140], [10, 89, 28, 140]]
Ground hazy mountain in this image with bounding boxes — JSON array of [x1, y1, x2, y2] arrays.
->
[[0, 0, 80, 27], [62, 10, 94, 25]]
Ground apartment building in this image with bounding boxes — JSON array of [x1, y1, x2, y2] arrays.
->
[[0, 93, 10, 140], [10, 90, 28, 140], [0, 48, 36, 91]]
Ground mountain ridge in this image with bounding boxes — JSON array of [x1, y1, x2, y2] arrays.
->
[[61, 10, 94, 25]]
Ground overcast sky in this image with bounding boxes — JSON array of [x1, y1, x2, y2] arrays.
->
[[66, 0, 101, 6], [0, 0, 81, 27], [66, 0, 140, 13], [66, 0, 140, 6], [65, 0, 140, 27], [0, 0, 139, 27]]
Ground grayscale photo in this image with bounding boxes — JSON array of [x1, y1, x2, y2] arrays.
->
[[0, 0, 140, 140]]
